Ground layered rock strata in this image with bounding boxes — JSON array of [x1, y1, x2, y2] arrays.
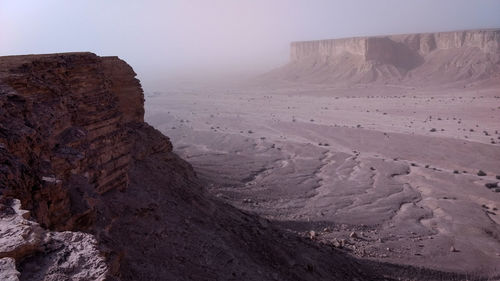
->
[[271, 29, 500, 85], [0, 53, 155, 230], [0, 53, 171, 279], [291, 29, 500, 61]]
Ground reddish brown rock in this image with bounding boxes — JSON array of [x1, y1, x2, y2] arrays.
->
[[0, 53, 168, 230]]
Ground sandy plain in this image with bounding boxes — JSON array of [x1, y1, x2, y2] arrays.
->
[[146, 82, 500, 275]]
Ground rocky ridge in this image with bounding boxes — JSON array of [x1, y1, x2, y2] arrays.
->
[[268, 29, 500, 86]]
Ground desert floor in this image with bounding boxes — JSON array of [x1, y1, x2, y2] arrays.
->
[[146, 83, 500, 274]]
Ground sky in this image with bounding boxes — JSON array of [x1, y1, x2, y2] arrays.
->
[[1, 0, 500, 91]]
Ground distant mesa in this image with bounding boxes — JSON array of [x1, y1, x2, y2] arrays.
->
[[265, 29, 500, 86]]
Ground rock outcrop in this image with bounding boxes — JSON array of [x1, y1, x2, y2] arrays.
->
[[290, 29, 500, 61], [0, 53, 171, 279], [0, 53, 164, 231], [269, 29, 500, 86], [0, 198, 107, 281]]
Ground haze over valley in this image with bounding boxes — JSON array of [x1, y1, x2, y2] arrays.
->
[[1, 1, 500, 280]]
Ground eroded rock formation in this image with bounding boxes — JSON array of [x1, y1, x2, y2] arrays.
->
[[0, 198, 107, 281], [0, 53, 173, 279], [0, 53, 153, 230], [271, 29, 500, 85], [290, 29, 500, 61]]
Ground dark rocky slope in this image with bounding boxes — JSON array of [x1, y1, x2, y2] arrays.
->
[[0, 53, 474, 280]]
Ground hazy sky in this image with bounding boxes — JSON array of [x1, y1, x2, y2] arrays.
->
[[1, 0, 500, 91]]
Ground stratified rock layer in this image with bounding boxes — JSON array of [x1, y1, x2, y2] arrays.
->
[[0, 53, 160, 230], [290, 29, 500, 61], [0, 52, 171, 279], [271, 29, 500, 86]]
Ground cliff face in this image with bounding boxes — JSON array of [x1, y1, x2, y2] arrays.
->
[[0, 52, 175, 280], [291, 29, 500, 61], [0, 53, 166, 231], [275, 29, 500, 86]]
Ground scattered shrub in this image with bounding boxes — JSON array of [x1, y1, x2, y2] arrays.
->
[[485, 182, 498, 189]]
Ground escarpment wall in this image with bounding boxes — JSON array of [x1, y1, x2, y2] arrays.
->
[[0, 52, 168, 230], [275, 29, 500, 85], [291, 29, 500, 62], [102, 57, 145, 123], [290, 37, 367, 61]]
